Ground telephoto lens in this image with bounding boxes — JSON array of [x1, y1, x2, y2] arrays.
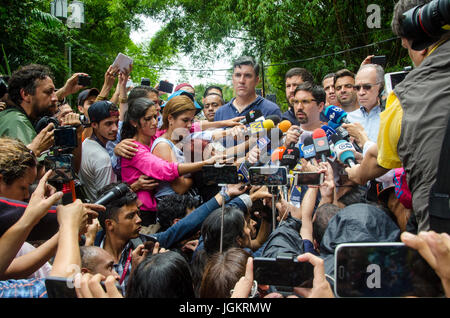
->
[[402, 0, 450, 50]]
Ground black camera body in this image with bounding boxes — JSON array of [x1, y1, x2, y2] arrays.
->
[[34, 116, 78, 151]]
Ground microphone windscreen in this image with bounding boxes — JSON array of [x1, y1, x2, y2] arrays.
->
[[278, 120, 292, 133], [262, 119, 275, 130], [304, 136, 314, 146], [312, 128, 327, 139], [271, 146, 286, 162]]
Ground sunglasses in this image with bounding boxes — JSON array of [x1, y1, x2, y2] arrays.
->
[[354, 83, 380, 91]]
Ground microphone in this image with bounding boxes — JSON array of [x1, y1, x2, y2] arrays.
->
[[333, 138, 357, 167], [95, 183, 130, 206], [323, 105, 350, 125], [302, 136, 316, 161], [321, 125, 337, 143], [266, 115, 281, 127], [237, 161, 251, 183], [262, 119, 275, 130], [312, 128, 331, 163], [257, 128, 284, 165], [280, 146, 300, 170], [271, 146, 286, 165], [240, 109, 263, 125], [278, 120, 292, 134]]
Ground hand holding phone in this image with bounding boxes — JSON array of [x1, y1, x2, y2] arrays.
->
[[158, 80, 174, 94]]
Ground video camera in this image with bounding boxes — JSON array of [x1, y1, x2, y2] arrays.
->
[[35, 116, 77, 185]]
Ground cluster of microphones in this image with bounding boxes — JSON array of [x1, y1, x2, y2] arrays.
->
[[235, 106, 360, 184]]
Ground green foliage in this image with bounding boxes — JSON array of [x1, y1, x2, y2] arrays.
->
[[138, 0, 410, 111]]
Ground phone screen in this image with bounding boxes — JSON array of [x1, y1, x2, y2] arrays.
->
[[249, 167, 287, 186], [253, 257, 314, 287], [202, 165, 238, 185], [295, 172, 323, 186], [44, 154, 74, 183], [335, 243, 443, 297], [54, 127, 78, 148], [385, 71, 408, 93]]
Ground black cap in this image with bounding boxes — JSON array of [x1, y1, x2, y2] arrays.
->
[[77, 88, 100, 106], [88, 100, 119, 123]]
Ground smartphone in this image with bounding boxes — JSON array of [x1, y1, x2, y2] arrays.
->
[[54, 126, 78, 148], [384, 71, 408, 94], [158, 80, 174, 94], [253, 255, 314, 287], [202, 165, 239, 185], [77, 75, 91, 87], [371, 55, 386, 67], [44, 154, 75, 183], [249, 166, 288, 186], [45, 276, 123, 298], [112, 53, 133, 73], [294, 172, 324, 186], [334, 243, 443, 298], [141, 77, 151, 86]]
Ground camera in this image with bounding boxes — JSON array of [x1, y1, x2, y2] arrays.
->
[[141, 77, 151, 86], [249, 167, 288, 186], [78, 74, 92, 87], [402, 0, 450, 50], [34, 116, 78, 150]]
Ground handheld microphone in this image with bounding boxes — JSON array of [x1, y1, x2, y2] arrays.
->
[[312, 128, 331, 163], [280, 146, 300, 170], [302, 136, 316, 161], [237, 161, 251, 183], [95, 183, 130, 206], [333, 138, 357, 167], [321, 125, 337, 143], [271, 146, 286, 165], [257, 128, 284, 165], [278, 120, 292, 134], [240, 109, 263, 125], [262, 119, 275, 130], [323, 105, 350, 125]]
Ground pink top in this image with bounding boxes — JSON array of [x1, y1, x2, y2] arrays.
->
[[121, 140, 180, 212]]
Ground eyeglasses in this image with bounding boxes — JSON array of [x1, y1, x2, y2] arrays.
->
[[335, 84, 354, 91], [354, 83, 380, 92], [293, 98, 316, 106]]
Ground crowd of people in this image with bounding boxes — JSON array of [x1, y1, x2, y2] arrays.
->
[[0, 0, 449, 299]]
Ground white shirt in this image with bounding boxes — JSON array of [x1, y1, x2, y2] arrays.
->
[[79, 138, 117, 202], [347, 105, 381, 143]]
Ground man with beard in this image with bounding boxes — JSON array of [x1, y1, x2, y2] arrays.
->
[[0, 64, 85, 157], [281, 68, 314, 125], [283, 83, 327, 146], [79, 101, 119, 202]]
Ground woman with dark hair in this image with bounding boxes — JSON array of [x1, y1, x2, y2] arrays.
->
[[191, 206, 252, 296], [120, 97, 221, 226], [199, 247, 251, 298], [126, 251, 195, 298]]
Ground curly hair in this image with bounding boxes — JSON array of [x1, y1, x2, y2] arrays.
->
[[7, 64, 54, 106], [0, 137, 37, 185]]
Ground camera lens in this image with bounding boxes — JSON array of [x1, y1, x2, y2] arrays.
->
[[402, 0, 450, 50]]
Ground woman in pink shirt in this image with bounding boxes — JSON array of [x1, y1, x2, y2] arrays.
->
[[120, 97, 220, 226]]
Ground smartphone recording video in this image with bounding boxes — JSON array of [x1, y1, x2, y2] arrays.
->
[[249, 167, 287, 186], [202, 165, 239, 185], [334, 243, 443, 297], [294, 172, 324, 186]]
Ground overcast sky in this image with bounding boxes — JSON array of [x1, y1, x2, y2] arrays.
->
[[130, 16, 238, 87]]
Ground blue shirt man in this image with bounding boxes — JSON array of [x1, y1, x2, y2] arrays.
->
[[214, 56, 282, 122]]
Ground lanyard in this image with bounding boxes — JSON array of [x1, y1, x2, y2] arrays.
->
[[119, 248, 133, 285]]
